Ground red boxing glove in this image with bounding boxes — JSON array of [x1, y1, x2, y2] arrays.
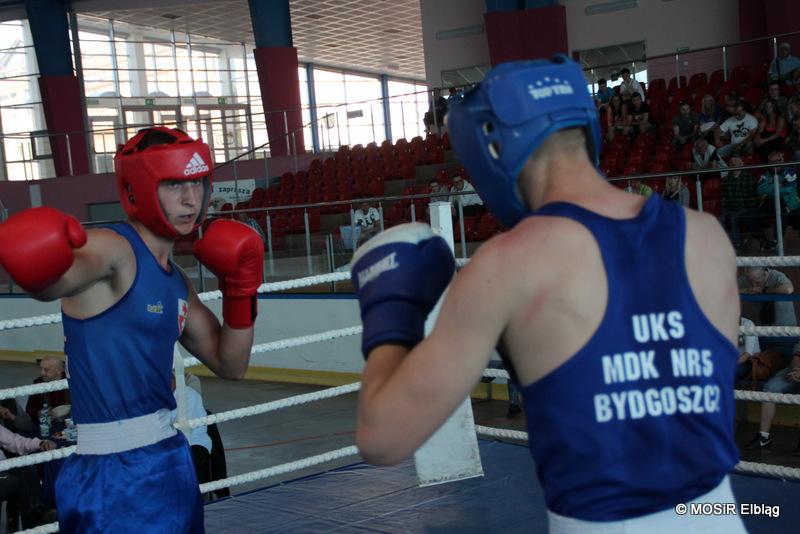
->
[[194, 219, 265, 328], [0, 207, 87, 293]]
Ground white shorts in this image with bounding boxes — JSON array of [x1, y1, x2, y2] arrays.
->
[[547, 476, 747, 534]]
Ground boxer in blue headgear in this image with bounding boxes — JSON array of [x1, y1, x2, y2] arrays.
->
[[348, 55, 746, 533], [446, 54, 602, 228]]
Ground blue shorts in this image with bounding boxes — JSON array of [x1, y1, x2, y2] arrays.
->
[[55, 432, 204, 533]]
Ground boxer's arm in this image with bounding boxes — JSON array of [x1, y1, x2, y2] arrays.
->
[[33, 228, 127, 301], [357, 240, 516, 465], [178, 273, 252, 380]]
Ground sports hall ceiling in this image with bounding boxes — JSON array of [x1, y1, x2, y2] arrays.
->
[[71, 0, 426, 80]]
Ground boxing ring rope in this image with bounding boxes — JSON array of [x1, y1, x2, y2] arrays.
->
[[3, 255, 800, 532]]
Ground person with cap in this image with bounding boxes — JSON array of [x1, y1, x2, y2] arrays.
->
[[349, 56, 744, 532], [0, 127, 265, 533], [768, 42, 800, 84]]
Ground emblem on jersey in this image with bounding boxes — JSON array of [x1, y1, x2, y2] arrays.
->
[[178, 298, 189, 334], [147, 301, 164, 314]]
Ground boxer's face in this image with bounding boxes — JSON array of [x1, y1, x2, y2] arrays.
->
[[158, 179, 204, 235]]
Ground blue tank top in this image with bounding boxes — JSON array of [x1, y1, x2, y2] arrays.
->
[[517, 194, 739, 521], [63, 223, 188, 425]]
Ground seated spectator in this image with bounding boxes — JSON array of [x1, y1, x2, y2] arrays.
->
[[627, 93, 652, 137], [617, 68, 644, 102], [734, 317, 761, 380], [428, 178, 449, 199], [698, 94, 724, 142], [625, 178, 652, 197], [721, 156, 757, 249], [787, 104, 800, 163], [423, 91, 448, 134], [755, 151, 800, 250], [605, 94, 629, 141], [754, 98, 787, 161], [739, 267, 797, 326], [1, 406, 57, 528], [672, 101, 699, 149], [661, 176, 689, 206], [235, 210, 267, 243], [353, 199, 382, 243], [715, 101, 758, 158], [759, 81, 788, 118], [594, 78, 614, 109], [768, 42, 800, 84], [171, 374, 213, 485], [449, 175, 485, 216], [721, 92, 740, 121], [787, 67, 800, 88], [25, 356, 69, 424], [743, 340, 800, 450], [692, 137, 726, 170]]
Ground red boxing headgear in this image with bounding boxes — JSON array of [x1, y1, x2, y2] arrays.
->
[[115, 127, 213, 238]]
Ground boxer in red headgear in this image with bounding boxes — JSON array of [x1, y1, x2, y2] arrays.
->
[[0, 127, 264, 533]]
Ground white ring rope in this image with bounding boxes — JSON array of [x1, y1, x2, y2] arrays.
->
[[0, 445, 76, 471], [736, 256, 800, 267], [475, 426, 800, 480], [188, 382, 361, 429]]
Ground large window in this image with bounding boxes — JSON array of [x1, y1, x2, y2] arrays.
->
[[387, 80, 428, 141]]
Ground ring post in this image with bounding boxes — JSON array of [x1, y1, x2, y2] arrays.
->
[[413, 200, 484, 486]]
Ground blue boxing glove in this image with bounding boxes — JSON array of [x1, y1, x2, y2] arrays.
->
[[351, 223, 455, 358]]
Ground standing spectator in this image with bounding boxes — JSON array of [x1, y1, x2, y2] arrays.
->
[[768, 42, 800, 84], [627, 93, 652, 138], [171, 374, 212, 485], [353, 199, 382, 243], [447, 87, 463, 106], [739, 267, 797, 327], [721, 156, 757, 249], [661, 176, 690, 206], [25, 356, 69, 423], [449, 175, 484, 216], [698, 94, 724, 142], [743, 340, 800, 450], [423, 91, 448, 134], [1, 406, 57, 529], [756, 151, 800, 251], [594, 78, 614, 109], [715, 101, 758, 158], [672, 101, 699, 149], [692, 137, 726, 170], [759, 81, 788, 118], [617, 67, 644, 102], [753, 99, 787, 161], [605, 94, 629, 141]]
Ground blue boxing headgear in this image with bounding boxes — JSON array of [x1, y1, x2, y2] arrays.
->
[[447, 55, 601, 228]]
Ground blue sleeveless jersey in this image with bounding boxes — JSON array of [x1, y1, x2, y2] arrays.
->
[[518, 195, 739, 521], [63, 223, 188, 424]]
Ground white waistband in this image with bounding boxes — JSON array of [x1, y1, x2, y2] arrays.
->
[[76, 409, 177, 455], [547, 476, 747, 534]]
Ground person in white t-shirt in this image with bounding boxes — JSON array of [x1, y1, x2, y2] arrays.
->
[[171, 375, 213, 485], [449, 175, 485, 216], [715, 101, 758, 158], [354, 200, 382, 243]]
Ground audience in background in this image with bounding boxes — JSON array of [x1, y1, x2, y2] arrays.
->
[[721, 156, 757, 250], [672, 101, 699, 149], [716, 101, 758, 158], [754, 98, 787, 161], [449, 175, 484, 216], [606, 94, 629, 141], [618, 67, 645, 102], [698, 94, 725, 142], [661, 176, 690, 206], [768, 42, 800, 84]]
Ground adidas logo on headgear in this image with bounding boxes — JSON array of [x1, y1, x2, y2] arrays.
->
[[184, 152, 209, 175]]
